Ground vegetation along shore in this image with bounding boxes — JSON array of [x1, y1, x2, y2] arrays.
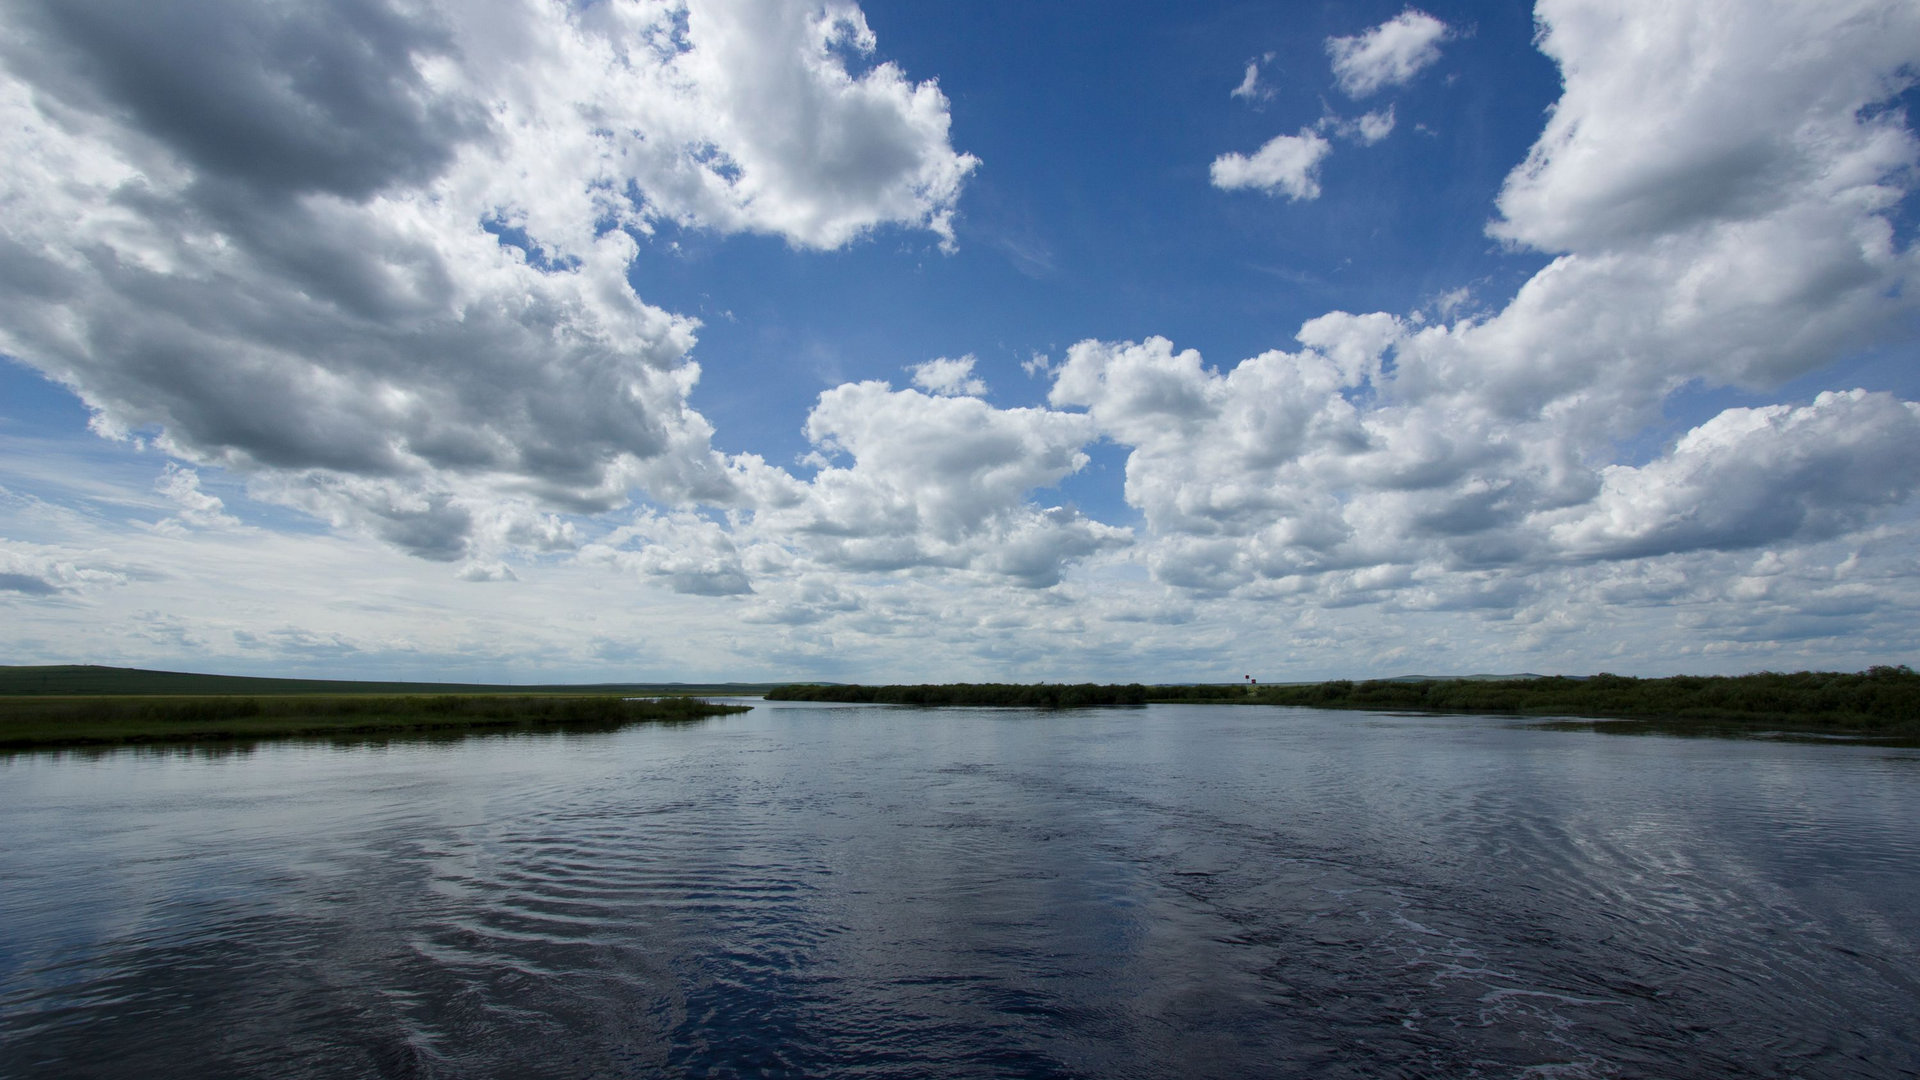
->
[[5, 665, 1914, 749], [0, 694, 753, 751], [0, 667, 753, 750], [768, 667, 1920, 741]]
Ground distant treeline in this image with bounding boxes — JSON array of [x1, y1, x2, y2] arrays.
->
[[765, 683, 1151, 708], [767, 668, 1920, 738], [1218, 668, 1920, 734]]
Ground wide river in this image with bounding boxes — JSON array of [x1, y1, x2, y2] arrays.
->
[[2, 701, 1916, 1078]]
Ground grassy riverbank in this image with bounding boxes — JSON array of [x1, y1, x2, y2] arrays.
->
[[766, 667, 1920, 740], [1210, 668, 1920, 739], [0, 693, 751, 750], [0, 664, 783, 698], [11, 666, 1912, 747]]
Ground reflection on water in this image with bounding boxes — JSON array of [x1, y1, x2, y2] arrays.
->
[[2, 703, 1916, 1078]]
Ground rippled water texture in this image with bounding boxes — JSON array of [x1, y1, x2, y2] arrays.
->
[[2, 703, 1917, 1078]]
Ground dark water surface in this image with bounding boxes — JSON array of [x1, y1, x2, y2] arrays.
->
[[2, 703, 1916, 1079]]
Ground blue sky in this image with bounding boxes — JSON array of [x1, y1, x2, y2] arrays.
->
[[657, 2, 1564, 469], [2, 0, 1918, 683]]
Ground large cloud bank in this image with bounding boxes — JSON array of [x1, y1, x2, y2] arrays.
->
[[1068, 0, 1920, 623], [0, 0, 974, 561], [4, 0, 1919, 677], [737, 0, 1920, 658]]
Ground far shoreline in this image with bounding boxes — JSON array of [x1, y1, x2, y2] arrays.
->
[[765, 668, 1920, 743], [4, 665, 1914, 749], [0, 692, 751, 751]]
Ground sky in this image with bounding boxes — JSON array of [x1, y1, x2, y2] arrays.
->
[[2, 0, 1918, 684]]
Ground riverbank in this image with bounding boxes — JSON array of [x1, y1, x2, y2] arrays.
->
[[1216, 668, 1920, 741], [0, 694, 752, 750], [765, 667, 1920, 741], [766, 682, 1150, 707], [0, 664, 785, 698]]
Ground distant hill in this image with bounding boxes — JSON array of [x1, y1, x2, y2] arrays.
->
[[0, 665, 783, 697]]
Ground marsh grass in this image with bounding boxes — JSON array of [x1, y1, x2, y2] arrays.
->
[[766, 668, 1920, 742], [1227, 668, 1920, 740], [0, 664, 785, 698], [0, 694, 750, 750]]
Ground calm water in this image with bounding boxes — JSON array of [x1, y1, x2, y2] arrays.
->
[[1, 702, 1916, 1079]]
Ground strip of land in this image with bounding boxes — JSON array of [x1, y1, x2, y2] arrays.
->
[[768, 668, 1920, 741], [766, 683, 1151, 708], [0, 664, 785, 698], [7, 665, 1913, 748], [0, 690, 750, 750]]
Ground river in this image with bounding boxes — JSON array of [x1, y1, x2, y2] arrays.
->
[[2, 701, 1916, 1078]]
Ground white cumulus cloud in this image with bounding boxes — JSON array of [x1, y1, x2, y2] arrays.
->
[[5, 0, 1920, 680], [1489, 0, 1917, 256], [1327, 9, 1450, 98], [1210, 129, 1332, 200], [1542, 392, 1920, 560], [746, 381, 1127, 587], [1354, 107, 1396, 144], [908, 355, 989, 397], [0, 0, 976, 564], [1076, 0, 1920, 606]]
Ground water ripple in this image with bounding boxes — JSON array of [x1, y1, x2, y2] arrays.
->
[[1, 707, 1916, 1078]]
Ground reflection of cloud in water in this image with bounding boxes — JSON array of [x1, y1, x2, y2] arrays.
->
[[2, 704, 1917, 1077]]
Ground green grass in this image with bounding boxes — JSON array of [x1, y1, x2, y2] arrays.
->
[[0, 664, 786, 698], [0, 693, 752, 750]]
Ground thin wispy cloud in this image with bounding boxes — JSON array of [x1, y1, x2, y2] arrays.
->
[[1230, 57, 1277, 102]]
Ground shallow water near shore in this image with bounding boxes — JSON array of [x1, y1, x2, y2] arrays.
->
[[2, 701, 1917, 1078]]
